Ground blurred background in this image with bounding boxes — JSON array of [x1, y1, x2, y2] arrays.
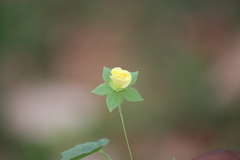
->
[[1, 1, 240, 160]]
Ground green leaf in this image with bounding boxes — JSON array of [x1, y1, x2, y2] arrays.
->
[[123, 87, 143, 102], [103, 67, 111, 83], [91, 83, 112, 95], [172, 157, 176, 160], [106, 90, 123, 112], [129, 71, 139, 86], [60, 138, 109, 160]]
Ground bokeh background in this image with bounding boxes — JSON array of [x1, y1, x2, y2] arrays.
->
[[1, 1, 240, 160]]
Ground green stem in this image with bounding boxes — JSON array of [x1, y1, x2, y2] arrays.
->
[[119, 105, 134, 160], [99, 150, 112, 160]]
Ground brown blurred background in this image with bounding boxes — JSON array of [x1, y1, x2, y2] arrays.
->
[[0, 1, 240, 160]]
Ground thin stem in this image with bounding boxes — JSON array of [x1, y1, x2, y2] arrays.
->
[[119, 105, 134, 160], [99, 150, 112, 160]]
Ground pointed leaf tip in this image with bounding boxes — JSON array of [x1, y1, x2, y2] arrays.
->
[[106, 91, 123, 112], [129, 71, 139, 86], [92, 83, 112, 95], [103, 67, 111, 83], [123, 87, 143, 102]]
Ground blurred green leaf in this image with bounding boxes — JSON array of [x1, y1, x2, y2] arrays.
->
[[123, 87, 143, 102], [106, 90, 123, 112], [129, 71, 139, 86], [103, 67, 111, 83], [60, 138, 109, 160], [92, 83, 112, 95]]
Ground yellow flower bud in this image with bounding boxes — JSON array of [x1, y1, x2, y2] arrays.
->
[[109, 67, 132, 91]]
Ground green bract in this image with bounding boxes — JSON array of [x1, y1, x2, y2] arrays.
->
[[123, 87, 143, 102], [92, 67, 143, 112], [60, 138, 109, 160]]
